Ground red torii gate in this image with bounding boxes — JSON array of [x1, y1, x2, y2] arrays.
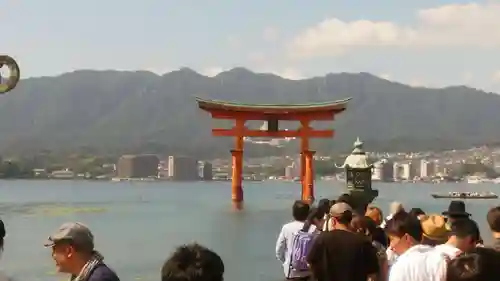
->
[[196, 97, 351, 209]]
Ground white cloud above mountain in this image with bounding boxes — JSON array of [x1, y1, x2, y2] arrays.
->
[[493, 71, 500, 84], [263, 27, 279, 42], [287, 3, 500, 59]]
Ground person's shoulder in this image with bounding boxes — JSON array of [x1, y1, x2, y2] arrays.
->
[[89, 264, 120, 281], [282, 220, 301, 230], [329, 230, 366, 244]]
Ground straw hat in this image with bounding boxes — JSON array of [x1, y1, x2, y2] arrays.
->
[[421, 214, 449, 241]]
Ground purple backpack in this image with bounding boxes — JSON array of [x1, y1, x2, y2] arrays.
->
[[288, 229, 317, 275]]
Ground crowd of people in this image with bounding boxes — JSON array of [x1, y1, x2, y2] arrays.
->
[[1, 193, 500, 281], [275, 194, 500, 281]]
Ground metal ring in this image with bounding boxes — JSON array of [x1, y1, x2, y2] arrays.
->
[[0, 55, 20, 94]]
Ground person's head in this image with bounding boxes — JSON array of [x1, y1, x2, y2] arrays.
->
[[446, 247, 500, 281], [317, 199, 330, 215], [161, 243, 224, 281], [390, 201, 404, 215], [420, 215, 448, 246], [385, 211, 422, 256], [486, 206, 500, 235], [328, 199, 336, 209], [337, 194, 352, 206], [351, 216, 377, 240], [365, 205, 383, 226], [306, 207, 326, 229], [0, 218, 5, 252], [409, 208, 426, 220], [329, 202, 353, 229], [443, 201, 471, 223], [447, 218, 481, 252], [292, 200, 310, 222], [44, 222, 95, 274]]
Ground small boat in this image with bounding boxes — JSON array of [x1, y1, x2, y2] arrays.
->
[[432, 191, 498, 199]]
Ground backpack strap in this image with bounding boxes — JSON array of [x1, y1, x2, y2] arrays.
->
[[287, 232, 301, 278]]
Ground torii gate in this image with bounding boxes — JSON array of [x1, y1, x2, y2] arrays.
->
[[196, 97, 351, 209]]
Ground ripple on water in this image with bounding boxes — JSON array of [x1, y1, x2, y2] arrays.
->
[[0, 202, 108, 218]]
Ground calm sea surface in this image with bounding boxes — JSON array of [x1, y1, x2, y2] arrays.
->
[[0, 180, 499, 281]]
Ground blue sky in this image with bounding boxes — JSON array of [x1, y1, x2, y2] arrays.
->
[[3, 0, 500, 93]]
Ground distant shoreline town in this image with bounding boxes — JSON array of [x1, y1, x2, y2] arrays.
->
[[1, 143, 499, 184]]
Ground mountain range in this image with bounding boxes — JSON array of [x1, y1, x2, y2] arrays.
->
[[1, 67, 500, 158]]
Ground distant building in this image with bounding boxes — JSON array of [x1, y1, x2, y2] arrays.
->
[[285, 165, 294, 179], [51, 169, 75, 179], [420, 159, 435, 179], [393, 162, 403, 180], [168, 156, 199, 181], [199, 161, 213, 181], [117, 154, 159, 178], [373, 159, 394, 182], [401, 162, 417, 180]]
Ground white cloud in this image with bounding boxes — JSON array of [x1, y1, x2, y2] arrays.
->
[[288, 3, 500, 58], [275, 68, 303, 80], [263, 27, 279, 42], [244, 65, 303, 80], [202, 67, 227, 77], [378, 73, 392, 81], [492, 71, 500, 83], [408, 78, 431, 88], [144, 66, 173, 75], [247, 52, 266, 63], [462, 71, 474, 84], [226, 36, 240, 49]]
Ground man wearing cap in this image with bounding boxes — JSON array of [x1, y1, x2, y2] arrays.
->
[[306, 202, 379, 281], [45, 222, 120, 281]]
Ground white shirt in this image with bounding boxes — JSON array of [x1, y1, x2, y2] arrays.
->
[[380, 214, 394, 229], [275, 221, 316, 278], [388, 244, 452, 281], [433, 243, 461, 258], [386, 247, 399, 266]]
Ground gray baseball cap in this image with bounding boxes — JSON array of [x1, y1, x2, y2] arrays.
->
[[44, 222, 94, 251], [329, 202, 353, 217]]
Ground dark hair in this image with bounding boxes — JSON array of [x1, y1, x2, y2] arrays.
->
[[161, 243, 224, 281], [329, 199, 336, 209], [337, 194, 352, 206], [408, 208, 425, 218], [385, 211, 423, 241], [450, 219, 480, 242], [0, 219, 5, 250], [292, 200, 310, 221], [446, 247, 500, 281], [317, 199, 330, 214], [351, 216, 378, 236], [486, 206, 500, 232], [338, 211, 354, 225], [303, 207, 326, 231]]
